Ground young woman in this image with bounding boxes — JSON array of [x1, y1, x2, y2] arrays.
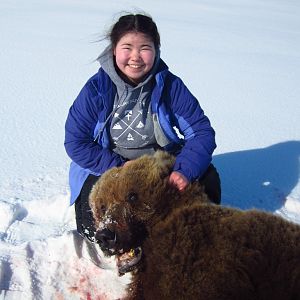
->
[[64, 13, 221, 242]]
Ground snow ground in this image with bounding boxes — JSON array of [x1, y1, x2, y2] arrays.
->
[[0, 0, 299, 299]]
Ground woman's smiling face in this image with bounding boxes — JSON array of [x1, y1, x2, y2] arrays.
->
[[114, 32, 156, 84]]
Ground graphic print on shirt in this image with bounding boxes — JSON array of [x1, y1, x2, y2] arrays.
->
[[125, 110, 132, 121], [110, 85, 155, 150], [112, 110, 149, 143]]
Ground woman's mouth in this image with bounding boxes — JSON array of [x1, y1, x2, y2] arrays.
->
[[128, 64, 144, 69]]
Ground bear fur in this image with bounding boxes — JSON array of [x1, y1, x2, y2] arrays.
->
[[89, 151, 300, 300]]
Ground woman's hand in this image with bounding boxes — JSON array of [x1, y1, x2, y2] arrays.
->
[[168, 171, 189, 191]]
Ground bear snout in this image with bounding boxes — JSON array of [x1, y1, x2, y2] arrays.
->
[[95, 228, 116, 253]]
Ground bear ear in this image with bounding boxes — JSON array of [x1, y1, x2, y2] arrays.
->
[[153, 151, 175, 175]]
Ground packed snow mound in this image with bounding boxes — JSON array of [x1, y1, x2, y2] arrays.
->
[[0, 197, 131, 299]]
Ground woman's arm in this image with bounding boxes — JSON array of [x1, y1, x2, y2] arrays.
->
[[168, 76, 216, 182], [64, 81, 125, 175]]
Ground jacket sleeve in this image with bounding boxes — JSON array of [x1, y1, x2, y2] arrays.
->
[[168, 76, 216, 181], [64, 80, 125, 175]]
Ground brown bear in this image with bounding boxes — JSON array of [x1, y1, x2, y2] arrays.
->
[[89, 151, 300, 300]]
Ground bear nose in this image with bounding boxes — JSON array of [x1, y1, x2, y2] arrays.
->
[[95, 228, 116, 250]]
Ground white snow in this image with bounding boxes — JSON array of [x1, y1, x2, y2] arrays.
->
[[0, 0, 299, 299]]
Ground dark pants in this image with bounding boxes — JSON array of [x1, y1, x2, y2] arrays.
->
[[75, 164, 221, 241], [75, 174, 100, 242], [198, 164, 221, 205]]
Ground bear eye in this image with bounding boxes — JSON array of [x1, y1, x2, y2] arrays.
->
[[127, 192, 138, 204]]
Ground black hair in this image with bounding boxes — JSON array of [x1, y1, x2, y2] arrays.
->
[[108, 13, 160, 49]]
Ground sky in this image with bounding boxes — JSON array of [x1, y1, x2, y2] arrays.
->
[[0, 0, 299, 299]]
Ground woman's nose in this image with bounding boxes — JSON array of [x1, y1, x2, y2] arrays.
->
[[131, 49, 141, 60]]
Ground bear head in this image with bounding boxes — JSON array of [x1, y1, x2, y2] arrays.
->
[[89, 151, 207, 273], [89, 151, 174, 248]]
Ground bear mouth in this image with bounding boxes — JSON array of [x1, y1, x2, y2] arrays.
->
[[116, 247, 142, 274]]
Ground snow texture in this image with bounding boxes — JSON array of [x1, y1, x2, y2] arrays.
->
[[0, 0, 299, 299]]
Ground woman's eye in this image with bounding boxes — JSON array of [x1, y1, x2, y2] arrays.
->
[[141, 46, 152, 51]]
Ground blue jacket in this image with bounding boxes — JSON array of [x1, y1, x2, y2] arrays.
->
[[65, 62, 216, 205]]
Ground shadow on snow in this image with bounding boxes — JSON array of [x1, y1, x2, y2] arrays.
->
[[213, 141, 300, 212]]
